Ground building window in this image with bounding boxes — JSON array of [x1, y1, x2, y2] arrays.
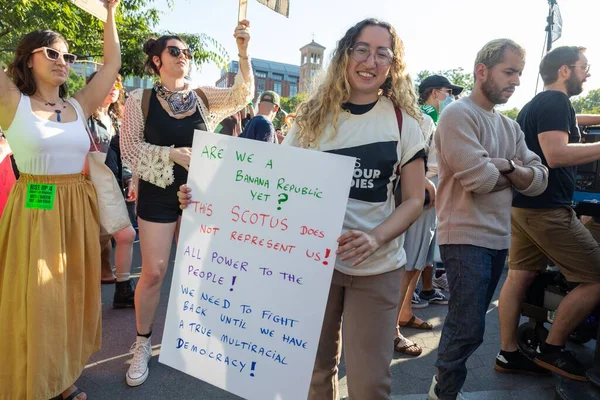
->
[[289, 83, 297, 98], [273, 81, 282, 95], [287, 75, 299, 83], [255, 70, 267, 78], [257, 78, 265, 94], [273, 73, 283, 81]]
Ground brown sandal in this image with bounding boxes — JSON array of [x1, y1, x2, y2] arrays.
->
[[394, 337, 422, 356], [398, 315, 433, 330]]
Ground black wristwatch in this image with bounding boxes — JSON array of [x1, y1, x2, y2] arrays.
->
[[501, 159, 516, 175]]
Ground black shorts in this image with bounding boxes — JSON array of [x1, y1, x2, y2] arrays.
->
[[136, 178, 183, 223]]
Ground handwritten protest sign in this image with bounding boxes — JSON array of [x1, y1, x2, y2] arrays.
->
[[159, 131, 355, 400], [70, 0, 108, 22]]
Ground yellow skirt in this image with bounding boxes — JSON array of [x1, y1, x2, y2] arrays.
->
[[0, 174, 102, 400]]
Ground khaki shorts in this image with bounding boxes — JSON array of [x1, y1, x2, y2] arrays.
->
[[509, 207, 600, 283]]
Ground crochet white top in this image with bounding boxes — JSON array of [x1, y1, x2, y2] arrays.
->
[[120, 65, 254, 188]]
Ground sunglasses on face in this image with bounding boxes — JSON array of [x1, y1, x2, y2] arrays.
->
[[32, 47, 77, 64], [113, 81, 123, 91], [166, 46, 193, 60]]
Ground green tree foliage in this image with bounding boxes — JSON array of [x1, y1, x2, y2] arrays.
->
[[273, 92, 309, 129], [500, 107, 520, 120], [66, 69, 85, 97], [0, 0, 228, 76], [414, 67, 474, 96], [572, 89, 600, 114]]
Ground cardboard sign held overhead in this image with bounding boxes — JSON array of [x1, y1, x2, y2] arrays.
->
[[70, 0, 108, 22], [256, 0, 290, 17], [238, 0, 248, 22]]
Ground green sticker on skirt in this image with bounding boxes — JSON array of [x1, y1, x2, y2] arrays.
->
[[25, 183, 56, 210]]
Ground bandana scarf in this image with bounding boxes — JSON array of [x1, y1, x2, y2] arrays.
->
[[154, 82, 198, 119]]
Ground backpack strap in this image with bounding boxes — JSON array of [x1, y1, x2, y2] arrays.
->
[[394, 107, 403, 176], [141, 89, 152, 122], [393, 107, 404, 207], [394, 107, 403, 135]]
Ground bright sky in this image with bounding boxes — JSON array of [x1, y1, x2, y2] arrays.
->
[[157, 0, 600, 109]]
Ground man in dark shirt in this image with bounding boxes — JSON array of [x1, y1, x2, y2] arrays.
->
[[497, 46, 600, 381], [239, 91, 279, 143]]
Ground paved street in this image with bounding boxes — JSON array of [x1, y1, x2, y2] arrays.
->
[[77, 242, 596, 399]]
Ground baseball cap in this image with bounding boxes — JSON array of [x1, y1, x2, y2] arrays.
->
[[418, 75, 464, 96], [259, 91, 280, 107]]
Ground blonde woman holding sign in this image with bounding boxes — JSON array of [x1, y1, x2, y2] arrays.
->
[[179, 18, 426, 400], [120, 21, 254, 387], [0, 1, 122, 400]]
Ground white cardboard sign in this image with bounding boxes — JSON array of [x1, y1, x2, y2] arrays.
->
[[70, 0, 108, 22], [159, 131, 355, 400]]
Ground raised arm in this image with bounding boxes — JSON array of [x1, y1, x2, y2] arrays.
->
[[120, 90, 175, 189], [196, 20, 254, 131], [73, 0, 121, 118], [197, 60, 254, 131], [0, 62, 21, 131]]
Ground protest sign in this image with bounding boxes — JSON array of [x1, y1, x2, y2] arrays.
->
[[70, 0, 108, 22], [159, 131, 354, 400], [238, 0, 248, 21], [256, 0, 290, 17]]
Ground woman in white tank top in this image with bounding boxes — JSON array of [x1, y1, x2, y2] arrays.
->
[[0, 1, 122, 399]]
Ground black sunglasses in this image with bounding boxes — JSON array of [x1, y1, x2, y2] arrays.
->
[[166, 46, 192, 60]]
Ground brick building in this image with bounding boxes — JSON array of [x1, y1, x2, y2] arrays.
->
[[215, 40, 326, 102]]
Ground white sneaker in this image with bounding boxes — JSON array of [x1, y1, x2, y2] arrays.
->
[[428, 375, 438, 400], [126, 336, 152, 387], [427, 375, 464, 400], [433, 273, 450, 292]]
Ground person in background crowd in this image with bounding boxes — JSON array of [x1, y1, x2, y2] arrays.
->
[[239, 90, 280, 143], [275, 127, 285, 144], [418, 75, 463, 298], [86, 71, 136, 308], [120, 21, 254, 388], [179, 18, 427, 400], [218, 113, 239, 136], [400, 75, 463, 315], [392, 110, 435, 358], [497, 45, 600, 381], [241, 111, 252, 129], [429, 38, 548, 400], [0, 1, 122, 399]]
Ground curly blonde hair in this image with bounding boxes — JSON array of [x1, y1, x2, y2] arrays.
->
[[295, 19, 422, 148]]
